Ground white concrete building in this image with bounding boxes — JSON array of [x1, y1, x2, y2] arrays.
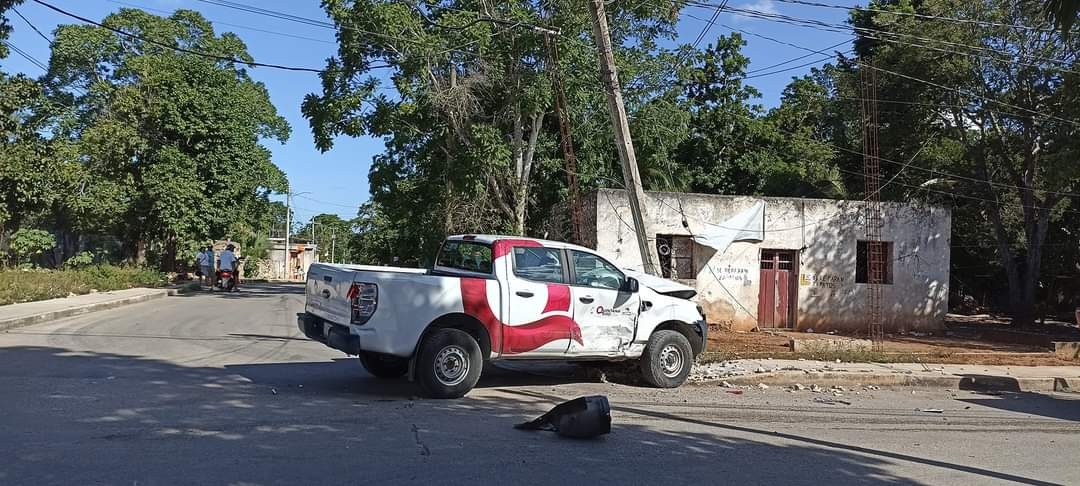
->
[[584, 189, 951, 333], [255, 239, 318, 281]]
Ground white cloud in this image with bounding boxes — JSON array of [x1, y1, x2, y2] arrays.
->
[[730, 0, 779, 24]]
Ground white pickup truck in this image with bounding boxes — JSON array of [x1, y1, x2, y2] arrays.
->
[[298, 235, 707, 398]]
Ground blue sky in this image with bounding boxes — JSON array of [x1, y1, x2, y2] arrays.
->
[[3, 0, 853, 223]]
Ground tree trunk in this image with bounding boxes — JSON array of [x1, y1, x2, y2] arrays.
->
[[134, 239, 147, 266], [512, 112, 543, 236]]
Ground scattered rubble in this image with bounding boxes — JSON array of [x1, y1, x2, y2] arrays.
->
[[814, 397, 852, 405], [757, 383, 770, 390]]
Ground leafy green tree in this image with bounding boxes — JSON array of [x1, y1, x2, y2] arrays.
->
[[853, 0, 1080, 325], [296, 213, 353, 264], [303, 1, 683, 259], [45, 8, 290, 269]]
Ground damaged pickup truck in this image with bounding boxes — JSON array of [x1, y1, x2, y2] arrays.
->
[[298, 235, 707, 398]]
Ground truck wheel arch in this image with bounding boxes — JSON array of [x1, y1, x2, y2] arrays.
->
[[652, 321, 705, 358], [420, 313, 493, 360]]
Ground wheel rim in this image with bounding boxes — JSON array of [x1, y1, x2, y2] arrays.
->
[[433, 345, 470, 386], [659, 344, 684, 378]]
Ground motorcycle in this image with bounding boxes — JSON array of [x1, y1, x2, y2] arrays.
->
[[216, 269, 237, 292]]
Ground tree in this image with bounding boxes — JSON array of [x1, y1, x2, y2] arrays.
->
[[852, 0, 1080, 326], [45, 8, 290, 268], [303, 1, 683, 258], [296, 213, 353, 264]]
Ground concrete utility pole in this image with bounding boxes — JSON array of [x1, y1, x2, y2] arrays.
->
[[331, 229, 336, 264], [284, 191, 291, 281], [587, 0, 662, 276]]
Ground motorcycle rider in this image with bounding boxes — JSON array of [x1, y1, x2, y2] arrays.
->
[[218, 244, 239, 292]]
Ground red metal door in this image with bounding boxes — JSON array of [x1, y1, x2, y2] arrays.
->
[[758, 250, 795, 328]]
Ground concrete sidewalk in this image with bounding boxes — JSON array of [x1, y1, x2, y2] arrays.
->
[[0, 288, 171, 332], [691, 358, 1080, 393]]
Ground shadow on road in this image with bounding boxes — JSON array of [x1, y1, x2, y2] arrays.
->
[[957, 391, 1080, 422], [175, 283, 305, 299], [0, 344, 1061, 484]]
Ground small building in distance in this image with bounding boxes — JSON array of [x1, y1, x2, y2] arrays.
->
[[253, 238, 318, 281], [580, 189, 951, 334]]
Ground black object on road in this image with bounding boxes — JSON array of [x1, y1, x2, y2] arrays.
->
[[515, 395, 611, 438]]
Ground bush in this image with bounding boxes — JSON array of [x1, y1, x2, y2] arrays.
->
[[9, 229, 56, 265], [64, 251, 95, 269], [0, 265, 167, 305]]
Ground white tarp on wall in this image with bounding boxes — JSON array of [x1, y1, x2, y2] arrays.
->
[[689, 201, 765, 254]]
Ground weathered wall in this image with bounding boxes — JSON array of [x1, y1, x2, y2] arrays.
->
[[590, 189, 951, 333]]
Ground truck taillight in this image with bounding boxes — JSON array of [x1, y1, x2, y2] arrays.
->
[[348, 282, 378, 325]]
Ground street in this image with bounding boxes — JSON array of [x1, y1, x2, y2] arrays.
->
[[0, 284, 1077, 486]]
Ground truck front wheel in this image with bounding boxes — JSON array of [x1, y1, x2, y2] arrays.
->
[[640, 330, 693, 388], [415, 328, 483, 399], [358, 351, 408, 379]]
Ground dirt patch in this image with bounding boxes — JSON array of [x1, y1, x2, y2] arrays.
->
[[705, 329, 1076, 366]]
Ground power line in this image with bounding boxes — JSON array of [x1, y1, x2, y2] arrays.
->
[[686, 1, 1079, 70], [743, 51, 849, 79], [3, 40, 49, 72], [192, 0, 531, 58], [104, 0, 337, 45], [12, 8, 52, 45], [33, 0, 384, 73], [293, 194, 360, 210], [766, 0, 1056, 33]]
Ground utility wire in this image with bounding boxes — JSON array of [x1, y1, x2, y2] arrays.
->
[[104, 0, 337, 45], [764, 0, 1057, 33], [12, 8, 52, 45], [33, 0, 388, 73], [3, 40, 49, 72]]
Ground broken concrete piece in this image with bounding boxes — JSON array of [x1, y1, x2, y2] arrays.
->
[[789, 337, 873, 353], [757, 383, 770, 390]]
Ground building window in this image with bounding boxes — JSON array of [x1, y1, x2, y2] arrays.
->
[[657, 235, 695, 281], [856, 240, 893, 284]]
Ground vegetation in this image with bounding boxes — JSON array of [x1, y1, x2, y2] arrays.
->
[[0, 265, 166, 305], [1, 1, 1078, 324]]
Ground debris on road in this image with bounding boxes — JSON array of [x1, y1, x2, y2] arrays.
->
[[918, 408, 944, 414], [814, 397, 852, 405], [515, 396, 611, 439], [792, 383, 807, 391], [271, 388, 277, 395], [757, 383, 770, 390], [810, 384, 823, 393], [720, 381, 734, 388], [726, 389, 744, 395]]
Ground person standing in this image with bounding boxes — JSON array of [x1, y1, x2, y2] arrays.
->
[[195, 247, 211, 286], [218, 244, 239, 292]]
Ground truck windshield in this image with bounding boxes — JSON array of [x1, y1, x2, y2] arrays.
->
[[436, 241, 493, 274]]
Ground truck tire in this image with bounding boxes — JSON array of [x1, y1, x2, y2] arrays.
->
[[640, 330, 693, 388], [358, 351, 408, 379], [415, 328, 483, 399]]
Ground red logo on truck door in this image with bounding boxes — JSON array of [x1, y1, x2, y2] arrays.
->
[[460, 278, 581, 355]]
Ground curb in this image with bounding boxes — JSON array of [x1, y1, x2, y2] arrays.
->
[[0, 291, 169, 332], [713, 371, 1078, 393]]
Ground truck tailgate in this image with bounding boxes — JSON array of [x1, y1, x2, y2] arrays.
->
[[305, 263, 429, 325]]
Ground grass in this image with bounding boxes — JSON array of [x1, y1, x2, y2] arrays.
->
[[0, 265, 167, 306]]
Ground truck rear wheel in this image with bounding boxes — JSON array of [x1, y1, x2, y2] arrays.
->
[[358, 351, 408, 379], [415, 328, 482, 399], [640, 330, 693, 388]]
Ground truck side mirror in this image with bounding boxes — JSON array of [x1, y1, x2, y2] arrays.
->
[[621, 277, 639, 293]]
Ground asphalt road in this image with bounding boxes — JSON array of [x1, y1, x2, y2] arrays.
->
[[1, 284, 1077, 485]]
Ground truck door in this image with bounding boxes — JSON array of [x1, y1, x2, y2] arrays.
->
[[503, 246, 574, 355], [567, 250, 640, 355]]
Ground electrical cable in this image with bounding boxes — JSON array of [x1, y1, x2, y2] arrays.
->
[[33, 0, 390, 73]]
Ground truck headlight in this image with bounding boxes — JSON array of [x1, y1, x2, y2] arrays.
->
[[348, 282, 378, 325]]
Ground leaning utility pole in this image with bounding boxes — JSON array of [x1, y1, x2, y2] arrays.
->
[[587, 0, 662, 275]]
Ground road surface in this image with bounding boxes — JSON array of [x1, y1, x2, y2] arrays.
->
[[0, 284, 1077, 485]]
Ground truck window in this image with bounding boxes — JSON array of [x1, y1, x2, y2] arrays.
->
[[512, 247, 565, 284], [436, 241, 493, 274], [571, 250, 624, 290]]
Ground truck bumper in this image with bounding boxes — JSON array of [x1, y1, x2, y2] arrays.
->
[[693, 319, 708, 358], [297, 313, 360, 355]]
